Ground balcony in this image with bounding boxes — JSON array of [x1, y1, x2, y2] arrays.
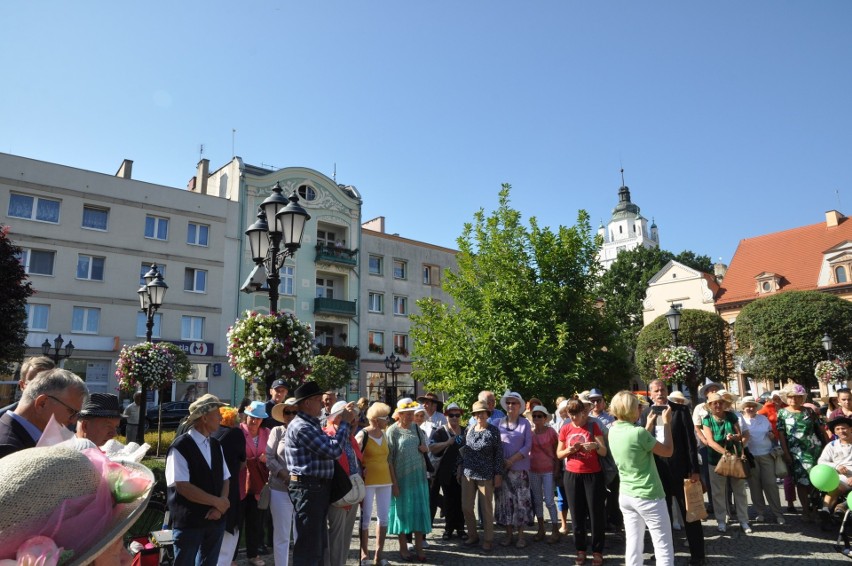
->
[[314, 297, 357, 317], [315, 244, 358, 267]]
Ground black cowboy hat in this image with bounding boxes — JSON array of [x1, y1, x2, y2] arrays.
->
[[294, 381, 323, 402]]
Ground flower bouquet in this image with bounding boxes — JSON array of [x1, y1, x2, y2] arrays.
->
[[655, 346, 702, 384], [115, 341, 190, 392], [815, 359, 848, 385], [227, 310, 314, 385]]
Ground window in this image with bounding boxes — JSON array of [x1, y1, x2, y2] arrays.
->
[[82, 206, 109, 230], [72, 307, 100, 334], [187, 222, 209, 246], [18, 249, 55, 276], [184, 268, 208, 293], [181, 316, 204, 340], [136, 312, 162, 338], [8, 194, 60, 223], [369, 255, 383, 275], [836, 266, 848, 284], [25, 304, 49, 331], [393, 295, 408, 316], [76, 255, 105, 281], [145, 215, 169, 240], [298, 184, 316, 201], [317, 230, 337, 246], [278, 265, 294, 295], [393, 259, 407, 279], [316, 278, 334, 299], [368, 292, 384, 313], [394, 333, 409, 356], [139, 263, 165, 285], [368, 331, 384, 353], [422, 264, 441, 286]]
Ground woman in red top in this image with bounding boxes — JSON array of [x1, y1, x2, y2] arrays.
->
[[556, 399, 608, 566]]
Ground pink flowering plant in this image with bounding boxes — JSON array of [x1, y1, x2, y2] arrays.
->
[[227, 311, 314, 384], [115, 342, 191, 392], [655, 345, 702, 384], [815, 359, 848, 385]]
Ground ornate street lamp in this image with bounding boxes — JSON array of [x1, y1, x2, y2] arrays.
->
[[384, 352, 401, 408], [245, 182, 311, 312], [41, 334, 74, 365], [134, 264, 168, 445], [665, 304, 682, 347], [822, 332, 833, 361]]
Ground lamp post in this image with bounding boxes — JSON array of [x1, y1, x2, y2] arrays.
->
[[135, 264, 168, 445], [384, 352, 401, 407], [245, 182, 311, 313], [665, 304, 682, 347], [822, 332, 833, 361], [41, 334, 74, 365]]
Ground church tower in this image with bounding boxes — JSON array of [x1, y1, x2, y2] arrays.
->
[[597, 172, 659, 270]]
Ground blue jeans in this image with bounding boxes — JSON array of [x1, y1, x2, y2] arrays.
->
[[172, 521, 225, 566], [289, 478, 331, 566]]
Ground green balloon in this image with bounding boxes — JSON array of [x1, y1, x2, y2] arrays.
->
[[810, 464, 840, 492], [847, 491, 852, 509]]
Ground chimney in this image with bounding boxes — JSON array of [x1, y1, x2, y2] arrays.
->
[[826, 210, 845, 228], [361, 216, 386, 233], [714, 262, 728, 281], [115, 159, 133, 179], [196, 159, 209, 195]]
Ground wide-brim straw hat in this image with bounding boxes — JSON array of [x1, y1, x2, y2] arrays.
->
[[500, 391, 525, 412], [705, 392, 731, 406], [699, 381, 723, 398], [417, 392, 444, 412], [471, 400, 492, 416], [395, 397, 422, 413], [0, 445, 153, 565], [782, 383, 807, 399], [738, 396, 762, 410], [668, 391, 689, 405], [271, 401, 297, 423]]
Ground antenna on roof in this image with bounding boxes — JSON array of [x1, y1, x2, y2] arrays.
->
[[333, 163, 337, 183], [199, 144, 204, 160], [232, 129, 236, 158]]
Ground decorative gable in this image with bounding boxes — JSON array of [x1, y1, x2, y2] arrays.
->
[[754, 272, 782, 295], [818, 241, 852, 286]]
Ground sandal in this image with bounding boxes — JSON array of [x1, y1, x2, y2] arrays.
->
[[462, 537, 480, 547], [592, 553, 604, 566], [516, 537, 528, 549], [575, 551, 587, 565]]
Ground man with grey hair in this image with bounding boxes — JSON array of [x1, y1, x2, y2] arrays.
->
[[0, 356, 56, 418], [469, 390, 505, 427], [0, 367, 88, 458]]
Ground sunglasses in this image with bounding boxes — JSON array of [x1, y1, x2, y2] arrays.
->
[[532, 414, 547, 419], [283, 410, 298, 416], [376, 416, 389, 421], [505, 401, 520, 406], [447, 413, 462, 418]]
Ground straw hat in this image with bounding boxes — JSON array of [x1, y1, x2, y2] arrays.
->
[[783, 383, 807, 399], [417, 392, 444, 412], [500, 391, 525, 412], [668, 391, 689, 405], [471, 400, 492, 416], [0, 446, 153, 565], [738, 396, 762, 410], [395, 398, 422, 413], [271, 398, 299, 423], [699, 381, 723, 398], [706, 392, 730, 406], [531, 405, 550, 417]]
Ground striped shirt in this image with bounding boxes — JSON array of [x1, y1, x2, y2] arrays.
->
[[284, 411, 350, 478]]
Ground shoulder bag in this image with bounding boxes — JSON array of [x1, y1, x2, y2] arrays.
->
[[585, 423, 618, 485], [417, 425, 435, 474]]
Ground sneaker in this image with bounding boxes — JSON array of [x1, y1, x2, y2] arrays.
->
[[777, 516, 786, 525], [754, 514, 764, 522], [717, 522, 726, 533], [741, 522, 752, 534]]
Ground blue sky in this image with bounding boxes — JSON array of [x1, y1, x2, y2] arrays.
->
[[2, 2, 850, 265]]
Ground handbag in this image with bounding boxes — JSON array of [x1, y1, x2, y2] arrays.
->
[[771, 445, 788, 478], [329, 460, 353, 502], [714, 450, 748, 479], [257, 483, 271, 510], [683, 479, 708, 522]]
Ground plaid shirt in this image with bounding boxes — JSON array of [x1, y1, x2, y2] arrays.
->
[[284, 411, 350, 478]]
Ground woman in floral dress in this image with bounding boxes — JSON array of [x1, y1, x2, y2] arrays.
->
[[778, 383, 828, 522], [495, 391, 534, 548], [387, 398, 432, 561]]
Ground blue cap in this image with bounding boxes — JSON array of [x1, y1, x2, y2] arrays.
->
[[588, 388, 604, 399]]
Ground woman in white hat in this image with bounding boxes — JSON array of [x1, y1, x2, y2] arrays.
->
[[239, 400, 271, 566], [739, 396, 784, 525], [386, 398, 432, 561], [495, 391, 534, 549]]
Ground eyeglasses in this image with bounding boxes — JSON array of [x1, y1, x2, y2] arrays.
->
[[447, 413, 462, 418], [47, 394, 80, 420], [283, 410, 298, 416], [505, 401, 520, 406]]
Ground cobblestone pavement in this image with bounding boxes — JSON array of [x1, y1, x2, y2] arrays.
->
[[236, 511, 852, 565]]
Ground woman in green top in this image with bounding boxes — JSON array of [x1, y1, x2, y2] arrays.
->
[[608, 391, 674, 566]]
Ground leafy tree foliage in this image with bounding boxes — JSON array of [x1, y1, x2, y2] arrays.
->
[[635, 309, 731, 401], [410, 185, 631, 409], [597, 245, 713, 353], [309, 354, 352, 391], [0, 225, 33, 373], [733, 291, 852, 389]]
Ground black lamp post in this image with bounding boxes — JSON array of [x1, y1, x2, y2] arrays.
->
[[665, 304, 682, 347], [41, 334, 74, 365], [245, 182, 311, 313], [822, 332, 833, 361], [384, 353, 401, 407], [135, 264, 168, 445]]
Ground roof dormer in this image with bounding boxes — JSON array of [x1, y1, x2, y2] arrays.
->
[[754, 272, 783, 295]]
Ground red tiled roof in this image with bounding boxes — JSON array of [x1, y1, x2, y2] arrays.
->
[[716, 215, 852, 307]]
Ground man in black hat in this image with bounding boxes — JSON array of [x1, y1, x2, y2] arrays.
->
[[284, 381, 355, 566], [76, 392, 122, 448], [262, 379, 289, 429], [418, 392, 447, 428]]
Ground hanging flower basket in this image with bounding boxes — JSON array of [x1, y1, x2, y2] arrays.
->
[[115, 342, 191, 392], [815, 360, 848, 385], [227, 311, 314, 385], [655, 346, 702, 384]]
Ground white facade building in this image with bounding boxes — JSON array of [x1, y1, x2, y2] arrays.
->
[[597, 184, 659, 270]]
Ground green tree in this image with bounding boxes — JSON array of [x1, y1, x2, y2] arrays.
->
[[410, 185, 630, 409], [733, 291, 852, 389], [0, 225, 33, 373], [635, 309, 731, 401], [597, 245, 713, 353], [309, 355, 352, 391]]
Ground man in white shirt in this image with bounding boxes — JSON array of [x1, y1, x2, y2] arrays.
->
[[166, 394, 231, 566], [817, 416, 852, 519], [418, 392, 447, 428]]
